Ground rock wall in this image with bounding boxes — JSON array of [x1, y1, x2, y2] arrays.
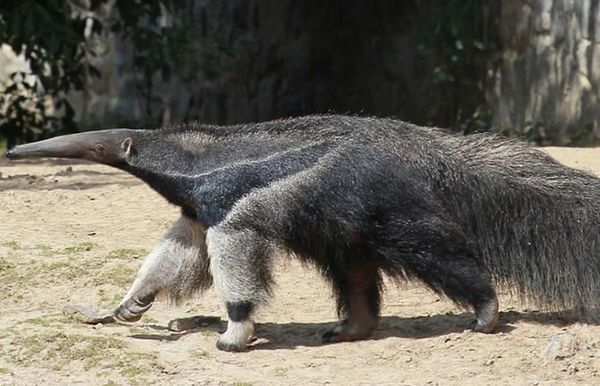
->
[[490, 0, 600, 144], [1, 1, 493, 133], [70, 1, 453, 128], [9, 1, 598, 144]]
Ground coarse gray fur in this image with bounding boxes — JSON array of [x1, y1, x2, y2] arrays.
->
[[7, 114, 600, 351]]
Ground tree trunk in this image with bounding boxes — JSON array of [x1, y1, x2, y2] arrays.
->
[[490, 0, 600, 144]]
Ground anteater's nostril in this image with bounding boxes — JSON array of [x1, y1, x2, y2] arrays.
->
[[6, 148, 16, 159]]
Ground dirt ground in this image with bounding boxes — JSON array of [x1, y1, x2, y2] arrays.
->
[[2, 147, 600, 385]]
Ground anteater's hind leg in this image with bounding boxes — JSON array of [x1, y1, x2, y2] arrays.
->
[[206, 225, 275, 352], [441, 259, 499, 333], [409, 251, 499, 333], [322, 263, 382, 343], [114, 216, 211, 323], [382, 215, 499, 333]]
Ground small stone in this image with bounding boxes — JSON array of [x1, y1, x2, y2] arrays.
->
[[543, 333, 579, 360], [63, 304, 115, 324]]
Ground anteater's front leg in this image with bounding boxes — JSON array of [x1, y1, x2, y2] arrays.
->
[[206, 225, 275, 352], [114, 215, 211, 322]]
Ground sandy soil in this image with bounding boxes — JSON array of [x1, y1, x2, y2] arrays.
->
[[1, 147, 600, 385]]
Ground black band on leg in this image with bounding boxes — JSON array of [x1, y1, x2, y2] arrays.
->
[[226, 301, 254, 322]]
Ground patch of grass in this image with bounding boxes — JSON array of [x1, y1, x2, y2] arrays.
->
[[19, 316, 55, 327], [233, 382, 253, 386], [0, 256, 15, 273], [120, 365, 144, 378], [0, 257, 96, 291], [0, 367, 11, 375], [34, 244, 56, 257], [107, 352, 157, 385], [7, 332, 124, 370], [1, 241, 21, 250], [106, 248, 147, 260], [97, 288, 122, 307], [63, 242, 97, 256], [44, 261, 89, 280], [93, 264, 136, 287]]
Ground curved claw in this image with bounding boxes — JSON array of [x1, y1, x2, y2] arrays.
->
[[114, 296, 154, 323]]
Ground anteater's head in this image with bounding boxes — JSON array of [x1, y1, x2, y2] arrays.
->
[[6, 129, 140, 166]]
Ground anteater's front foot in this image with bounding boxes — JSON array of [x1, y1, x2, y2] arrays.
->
[[216, 339, 248, 352], [216, 320, 254, 352], [114, 295, 154, 323]]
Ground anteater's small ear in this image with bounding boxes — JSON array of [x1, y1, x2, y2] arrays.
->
[[121, 137, 135, 157]]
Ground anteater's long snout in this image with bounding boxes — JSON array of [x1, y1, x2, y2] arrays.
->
[[5, 144, 47, 160], [5, 129, 138, 164], [5, 134, 90, 161]]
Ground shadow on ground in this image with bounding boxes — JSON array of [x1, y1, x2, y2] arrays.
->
[[0, 171, 140, 191], [128, 310, 584, 351]]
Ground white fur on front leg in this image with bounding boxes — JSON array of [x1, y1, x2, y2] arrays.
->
[[121, 215, 206, 304], [216, 320, 255, 352], [121, 238, 175, 303]]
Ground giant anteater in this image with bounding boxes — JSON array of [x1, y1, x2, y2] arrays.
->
[[7, 115, 600, 351]]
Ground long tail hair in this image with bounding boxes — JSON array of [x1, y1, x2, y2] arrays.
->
[[447, 133, 600, 319]]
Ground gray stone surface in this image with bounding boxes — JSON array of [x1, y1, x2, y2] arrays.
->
[[490, 0, 600, 144], [543, 333, 580, 360]]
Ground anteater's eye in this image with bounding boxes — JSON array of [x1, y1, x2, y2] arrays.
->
[[94, 144, 104, 153]]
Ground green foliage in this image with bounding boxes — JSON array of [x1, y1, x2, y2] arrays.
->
[[0, 1, 501, 146], [111, 0, 190, 122], [0, 0, 88, 147], [414, 0, 499, 133], [0, 0, 184, 146]]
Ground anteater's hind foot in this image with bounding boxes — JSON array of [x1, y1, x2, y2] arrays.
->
[[322, 318, 377, 343], [470, 295, 499, 333], [322, 263, 381, 344]]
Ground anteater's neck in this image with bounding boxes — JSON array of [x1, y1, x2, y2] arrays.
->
[[118, 127, 317, 218], [123, 166, 198, 217]]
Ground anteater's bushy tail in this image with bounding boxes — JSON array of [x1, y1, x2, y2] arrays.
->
[[448, 134, 600, 320]]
